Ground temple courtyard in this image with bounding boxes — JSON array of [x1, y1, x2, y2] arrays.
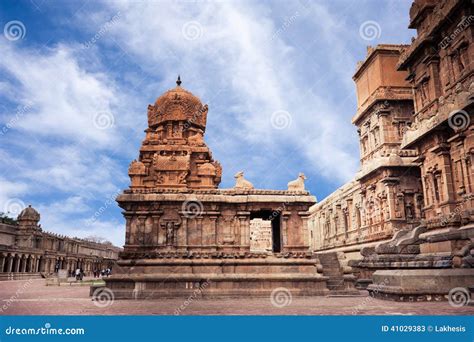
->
[[0, 279, 473, 315]]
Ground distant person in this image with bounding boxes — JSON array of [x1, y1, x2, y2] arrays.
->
[[75, 268, 80, 280]]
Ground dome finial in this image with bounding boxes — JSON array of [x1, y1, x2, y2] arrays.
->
[[176, 75, 182, 87]]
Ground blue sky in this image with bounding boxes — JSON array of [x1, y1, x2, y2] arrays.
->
[[0, 0, 414, 246]]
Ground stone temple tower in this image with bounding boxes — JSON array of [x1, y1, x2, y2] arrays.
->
[[106, 78, 329, 299], [128, 76, 222, 190]]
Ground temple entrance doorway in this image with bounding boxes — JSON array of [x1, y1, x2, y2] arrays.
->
[[250, 210, 281, 253]]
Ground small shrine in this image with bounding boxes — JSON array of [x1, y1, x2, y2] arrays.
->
[[106, 77, 327, 298]]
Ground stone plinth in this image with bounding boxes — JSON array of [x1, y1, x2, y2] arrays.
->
[[368, 269, 474, 301], [106, 256, 328, 299]]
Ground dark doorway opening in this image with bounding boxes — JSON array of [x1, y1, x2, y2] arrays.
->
[[250, 209, 281, 253]]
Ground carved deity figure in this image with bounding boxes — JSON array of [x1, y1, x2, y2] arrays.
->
[[165, 222, 175, 246]]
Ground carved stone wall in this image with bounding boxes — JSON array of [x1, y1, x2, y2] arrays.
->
[[310, 0, 474, 297], [309, 45, 422, 252], [398, 0, 474, 232]]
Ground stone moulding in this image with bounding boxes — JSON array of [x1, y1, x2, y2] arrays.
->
[[115, 256, 319, 265], [123, 188, 312, 196], [117, 192, 316, 204], [352, 86, 413, 124], [368, 269, 474, 301]]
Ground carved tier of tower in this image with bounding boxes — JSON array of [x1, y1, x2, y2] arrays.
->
[[128, 78, 222, 190]]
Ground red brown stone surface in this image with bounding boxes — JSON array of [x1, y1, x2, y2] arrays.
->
[[309, 0, 474, 299], [129, 78, 221, 190]]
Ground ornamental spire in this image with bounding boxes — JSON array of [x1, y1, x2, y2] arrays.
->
[[176, 75, 182, 86]]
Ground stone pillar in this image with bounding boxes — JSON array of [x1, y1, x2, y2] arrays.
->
[[299, 212, 310, 248], [136, 215, 145, 245], [13, 256, 18, 272], [193, 217, 203, 247], [152, 214, 161, 245], [179, 217, 188, 247], [0, 255, 5, 272], [144, 216, 153, 245], [439, 150, 456, 204], [14, 256, 19, 273], [238, 212, 250, 249], [129, 216, 138, 245], [7, 256, 13, 273], [124, 214, 132, 244], [27, 257, 32, 272], [208, 215, 218, 250], [281, 212, 291, 248], [20, 256, 26, 272], [383, 178, 398, 221]]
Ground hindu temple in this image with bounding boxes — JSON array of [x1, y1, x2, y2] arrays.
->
[[105, 77, 330, 298]]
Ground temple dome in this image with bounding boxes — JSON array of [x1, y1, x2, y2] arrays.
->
[[154, 85, 202, 109], [148, 77, 208, 130], [17, 205, 40, 221]]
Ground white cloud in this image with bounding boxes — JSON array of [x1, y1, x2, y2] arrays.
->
[[36, 197, 124, 246], [86, 0, 360, 182], [0, 39, 128, 244], [0, 40, 119, 147], [0, 177, 28, 216]]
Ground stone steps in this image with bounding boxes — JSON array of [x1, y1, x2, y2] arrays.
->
[[318, 252, 347, 291]]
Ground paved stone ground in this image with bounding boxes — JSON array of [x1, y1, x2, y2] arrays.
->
[[1, 278, 473, 315]]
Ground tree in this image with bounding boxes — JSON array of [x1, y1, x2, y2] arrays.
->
[[83, 235, 112, 245], [0, 213, 18, 225]]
